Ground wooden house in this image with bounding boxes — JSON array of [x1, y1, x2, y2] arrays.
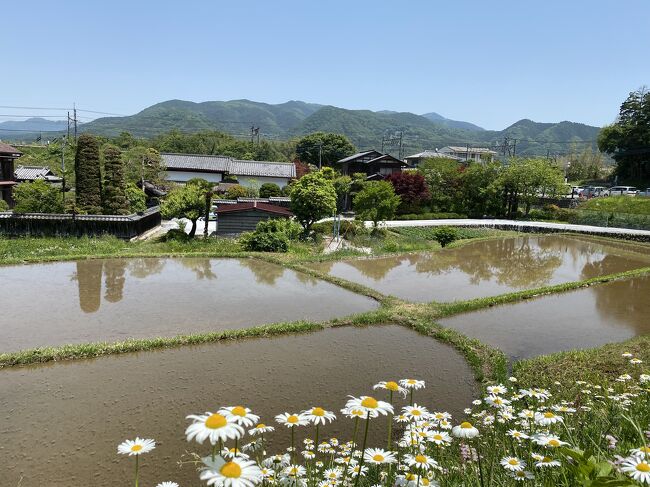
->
[[215, 201, 293, 236], [0, 142, 22, 208], [335, 150, 408, 178]]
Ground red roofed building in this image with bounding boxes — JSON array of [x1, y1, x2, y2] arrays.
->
[[214, 201, 293, 235], [0, 142, 22, 208]]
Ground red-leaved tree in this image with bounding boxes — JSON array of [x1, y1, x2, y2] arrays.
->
[[386, 172, 431, 213]]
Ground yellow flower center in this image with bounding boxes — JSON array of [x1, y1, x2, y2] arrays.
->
[[542, 457, 552, 463], [312, 407, 326, 416], [435, 413, 444, 419], [637, 462, 650, 473], [131, 444, 142, 452], [373, 454, 385, 462], [256, 423, 266, 429], [287, 415, 299, 424], [411, 409, 421, 416], [329, 473, 337, 479], [548, 439, 560, 447], [421, 479, 430, 486], [508, 459, 518, 465], [205, 413, 227, 429], [460, 422, 473, 429], [361, 397, 378, 409], [406, 474, 417, 481], [433, 434, 443, 441], [386, 381, 399, 391], [640, 447, 650, 453], [220, 461, 242, 478], [232, 406, 247, 417], [415, 454, 427, 464], [407, 379, 416, 384], [543, 412, 555, 418]]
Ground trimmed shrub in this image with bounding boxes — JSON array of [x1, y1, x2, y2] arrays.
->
[[395, 212, 466, 220], [74, 133, 103, 214], [433, 226, 458, 247], [0, 199, 10, 211], [125, 184, 147, 213], [259, 183, 282, 198], [225, 184, 258, 199], [241, 230, 289, 252], [13, 180, 64, 214], [102, 144, 130, 215]]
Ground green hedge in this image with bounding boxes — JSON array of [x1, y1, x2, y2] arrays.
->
[[394, 212, 467, 220]]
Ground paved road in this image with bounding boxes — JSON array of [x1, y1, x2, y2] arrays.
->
[[372, 218, 650, 240]]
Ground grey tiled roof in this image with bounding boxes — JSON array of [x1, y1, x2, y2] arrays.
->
[[229, 160, 296, 178], [161, 153, 296, 178], [337, 150, 380, 164], [405, 150, 462, 161], [161, 153, 231, 172], [15, 165, 61, 181]]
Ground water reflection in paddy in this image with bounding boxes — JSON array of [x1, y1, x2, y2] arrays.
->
[[439, 275, 650, 360], [0, 258, 378, 352], [0, 325, 476, 487], [309, 235, 650, 302]]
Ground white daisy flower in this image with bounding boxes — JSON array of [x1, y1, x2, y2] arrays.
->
[[631, 446, 650, 458], [201, 456, 263, 487], [532, 434, 568, 448], [302, 407, 336, 425], [399, 379, 426, 390], [534, 456, 561, 468], [534, 411, 563, 426], [275, 412, 309, 428], [186, 412, 244, 445], [117, 437, 156, 456], [429, 431, 452, 446], [404, 453, 439, 471], [323, 467, 342, 480], [373, 380, 408, 397], [487, 384, 508, 395], [485, 395, 510, 408], [346, 396, 393, 418], [249, 423, 275, 435], [500, 456, 525, 471], [431, 411, 452, 422], [402, 404, 430, 420], [220, 406, 260, 428], [507, 429, 529, 440], [510, 470, 534, 481], [157, 483, 179, 487], [349, 464, 369, 478], [364, 448, 397, 464], [452, 421, 479, 438], [621, 456, 650, 484]]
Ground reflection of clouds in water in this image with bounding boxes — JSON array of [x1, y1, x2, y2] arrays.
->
[[592, 276, 650, 336]]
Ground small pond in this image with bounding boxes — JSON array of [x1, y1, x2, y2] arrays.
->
[[0, 324, 476, 487], [438, 275, 650, 360], [0, 258, 378, 352], [308, 235, 650, 302]]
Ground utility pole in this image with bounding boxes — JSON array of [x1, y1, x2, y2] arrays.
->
[[73, 103, 78, 141], [67, 111, 70, 140], [250, 126, 260, 144], [318, 143, 322, 169], [61, 136, 67, 204]]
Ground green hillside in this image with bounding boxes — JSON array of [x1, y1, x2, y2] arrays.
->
[[2, 99, 601, 157]]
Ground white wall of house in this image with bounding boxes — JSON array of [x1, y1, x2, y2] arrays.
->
[[237, 175, 291, 188], [165, 171, 223, 184]]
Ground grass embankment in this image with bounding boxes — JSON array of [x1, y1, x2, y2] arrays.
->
[[579, 195, 650, 215]]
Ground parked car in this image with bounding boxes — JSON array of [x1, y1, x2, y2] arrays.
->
[[603, 186, 639, 196], [639, 188, 650, 197], [582, 186, 607, 198], [568, 186, 584, 198]]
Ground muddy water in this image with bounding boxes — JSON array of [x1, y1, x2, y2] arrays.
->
[[0, 324, 475, 487], [439, 275, 650, 360], [309, 235, 650, 302], [0, 258, 378, 352]]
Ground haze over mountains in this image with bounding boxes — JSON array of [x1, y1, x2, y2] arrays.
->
[[0, 99, 601, 156]]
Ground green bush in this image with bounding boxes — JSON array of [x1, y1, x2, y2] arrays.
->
[[125, 184, 146, 213], [259, 183, 282, 198], [433, 226, 458, 247], [241, 230, 289, 252], [0, 199, 9, 211], [225, 185, 258, 199], [579, 195, 650, 215], [159, 228, 192, 242], [13, 180, 64, 214]]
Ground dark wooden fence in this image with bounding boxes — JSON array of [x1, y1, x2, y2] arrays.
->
[[0, 206, 161, 239]]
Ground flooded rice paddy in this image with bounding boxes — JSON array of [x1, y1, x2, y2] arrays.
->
[[0, 257, 378, 352], [0, 324, 476, 487], [439, 275, 650, 360], [308, 235, 650, 302]]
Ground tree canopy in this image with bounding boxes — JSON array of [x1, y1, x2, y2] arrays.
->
[[102, 144, 130, 215], [160, 179, 210, 237], [353, 180, 401, 228], [74, 134, 103, 214], [598, 88, 650, 181], [13, 180, 64, 214], [295, 132, 356, 167], [289, 171, 337, 233]]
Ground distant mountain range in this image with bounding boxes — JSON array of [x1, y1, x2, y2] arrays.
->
[[0, 100, 601, 156], [0, 117, 69, 132]]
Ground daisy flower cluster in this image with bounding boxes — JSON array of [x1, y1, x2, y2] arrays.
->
[[115, 356, 649, 487]]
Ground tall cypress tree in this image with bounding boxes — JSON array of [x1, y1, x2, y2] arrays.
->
[[102, 144, 130, 215], [74, 134, 103, 214]]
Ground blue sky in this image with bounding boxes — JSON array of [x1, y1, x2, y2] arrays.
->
[[3, 0, 649, 129]]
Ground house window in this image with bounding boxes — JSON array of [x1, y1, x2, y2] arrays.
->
[[379, 167, 394, 175]]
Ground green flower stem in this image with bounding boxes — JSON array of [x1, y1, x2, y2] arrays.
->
[[354, 411, 371, 487], [387, 390, 394, 449], [134, 454, 139, 487]]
